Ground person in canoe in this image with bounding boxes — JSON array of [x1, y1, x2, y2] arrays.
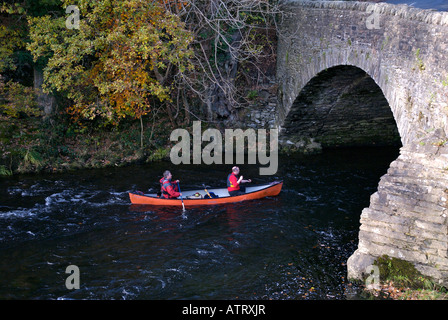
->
[[159, 170, 182, 199], [227, 166, 252, 196]]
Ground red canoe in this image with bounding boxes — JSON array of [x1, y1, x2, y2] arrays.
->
[[129, 181, 283, 206]]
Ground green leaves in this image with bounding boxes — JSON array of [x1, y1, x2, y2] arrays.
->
[[0, 79, 42, 118], [26, 0, 194, 126]]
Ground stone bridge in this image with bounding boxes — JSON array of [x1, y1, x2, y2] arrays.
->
[[276, 0, 448, 285]]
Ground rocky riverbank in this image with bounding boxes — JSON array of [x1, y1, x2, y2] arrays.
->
[[357, 255, 448, 300]]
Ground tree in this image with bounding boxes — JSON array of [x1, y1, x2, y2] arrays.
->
[[1, 0, 67, 118], [0, 77, 42, 117], [27, 0, 194, 146], [162, 0, 281, 123]]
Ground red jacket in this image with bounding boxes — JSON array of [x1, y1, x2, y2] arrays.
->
[[160, 178, 180, 199], [227, 173, 240, 191]]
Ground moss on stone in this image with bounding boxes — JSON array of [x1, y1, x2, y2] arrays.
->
[[374, 255, 428, 289]]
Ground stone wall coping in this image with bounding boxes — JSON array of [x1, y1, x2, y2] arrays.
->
[[282, 0, 448, 26]]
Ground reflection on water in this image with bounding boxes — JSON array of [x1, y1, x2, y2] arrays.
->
[[0, 147, 399, 299]]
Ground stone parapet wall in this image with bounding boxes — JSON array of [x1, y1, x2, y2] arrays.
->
[[285, 0, 448, 26]]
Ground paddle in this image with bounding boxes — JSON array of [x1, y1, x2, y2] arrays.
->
[[177, 181, 185, 211], [202, 184, 212, 198]]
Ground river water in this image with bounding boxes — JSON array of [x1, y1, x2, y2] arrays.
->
[[0, 147, 399, 300]]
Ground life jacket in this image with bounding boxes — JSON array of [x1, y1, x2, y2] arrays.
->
[[227, 173, 240, 191], [160, 177, 172, 198]]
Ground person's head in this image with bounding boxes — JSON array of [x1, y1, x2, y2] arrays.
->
[[232, 166, 240, 174], [163, 170, 172, 180]]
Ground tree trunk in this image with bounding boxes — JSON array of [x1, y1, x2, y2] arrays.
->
[[206, 30, 242, 121], [140, 116, 144, 149], [182, 90, 191, 125], [33, 67, 56, 117]]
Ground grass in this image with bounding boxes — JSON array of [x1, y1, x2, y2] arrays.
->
[[362, 255, 448, 300], [0, 165, 12, 176], [0, 113, 173, 175]]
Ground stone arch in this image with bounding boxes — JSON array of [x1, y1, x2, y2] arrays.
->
[[276, 0, 448, 287], [280, 64, 402, 149]]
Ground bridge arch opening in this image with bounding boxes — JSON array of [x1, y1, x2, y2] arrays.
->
[[281, 65, 402, 149]]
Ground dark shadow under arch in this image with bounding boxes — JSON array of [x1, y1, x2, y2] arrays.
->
[[282, 65, 402, 148]]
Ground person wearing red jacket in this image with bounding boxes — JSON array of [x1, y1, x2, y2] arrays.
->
[[159, 170, 182, 199], [227, 166, 251, 196]]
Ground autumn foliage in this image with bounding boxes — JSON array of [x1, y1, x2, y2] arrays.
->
[[27, 0, 194, 126], [0, 0, 279, 174], [2, 0, 279, 128]]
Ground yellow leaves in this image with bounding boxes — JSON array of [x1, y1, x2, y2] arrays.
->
[[27, 0, 194, 127], [0, 80, 42, 118]]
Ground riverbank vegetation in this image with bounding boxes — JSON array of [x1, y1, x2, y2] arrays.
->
[[1, 0, 280, 175], [360, 255, 448, 300]]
